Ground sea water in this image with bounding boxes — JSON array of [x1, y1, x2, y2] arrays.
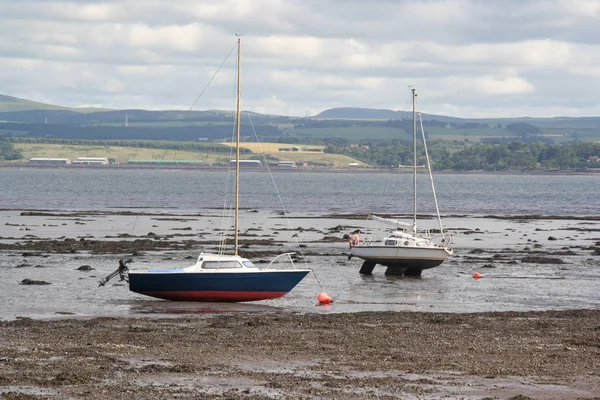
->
[[0, 168, 597, 215]]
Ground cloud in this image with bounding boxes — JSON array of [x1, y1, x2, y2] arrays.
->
[[1, 0, 600, 118]]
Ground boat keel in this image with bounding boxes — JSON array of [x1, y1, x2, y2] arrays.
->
[[359, 261, 376, 275]]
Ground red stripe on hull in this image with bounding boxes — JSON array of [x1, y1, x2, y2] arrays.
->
[[138, 290, 288, 302]]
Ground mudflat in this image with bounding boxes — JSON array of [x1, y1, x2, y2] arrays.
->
[[1, 310, 599, 399]]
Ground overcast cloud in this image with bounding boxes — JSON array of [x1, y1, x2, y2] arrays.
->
[[1, 0, 600, 118]]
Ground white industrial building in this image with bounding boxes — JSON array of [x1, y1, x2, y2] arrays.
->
[[229, 159, 262, 167], [29, 158, 71, 165], [71, 157, 109, 165]]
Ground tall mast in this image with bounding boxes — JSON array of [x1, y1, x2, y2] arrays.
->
[[412, 88, 417, 233], [234, 37, 241, 255]]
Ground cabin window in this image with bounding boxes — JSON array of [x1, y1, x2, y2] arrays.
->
[[243, 261, 258, 268], [201, 261, 241, 269], [385, 239, 397, 246]]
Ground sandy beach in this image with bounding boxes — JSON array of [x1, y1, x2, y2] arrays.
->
[[1, 310, 599, 399]]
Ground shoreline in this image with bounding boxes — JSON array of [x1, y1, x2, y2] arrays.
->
[[1, 309, 598, 399], [1, 162, 600, 175]]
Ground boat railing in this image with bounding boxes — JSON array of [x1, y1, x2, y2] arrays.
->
[[420, 231, 455, 248], [265, 252, 298, 270]]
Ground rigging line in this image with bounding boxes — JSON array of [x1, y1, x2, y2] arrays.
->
[[186, 43, 237, 114], [415, 96, 445, 238], [218, 69, 240, 255], [244, 110, 308, 268], [130, 44, 237, 239], [219, 143, 236, 254]]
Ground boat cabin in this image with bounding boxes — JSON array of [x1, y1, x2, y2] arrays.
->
[[196, 253, 259, 270], [383, 231, 434, 248]]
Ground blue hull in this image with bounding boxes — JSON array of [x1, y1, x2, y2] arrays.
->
[[128, 270, 310, 302]]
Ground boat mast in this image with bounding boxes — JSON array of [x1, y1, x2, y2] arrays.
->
[[412, 88, 417, 233], [234, 37, 241, 255]]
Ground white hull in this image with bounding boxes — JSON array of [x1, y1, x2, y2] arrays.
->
[[351, 245, 450, 262], [350, 243, 451, 275], [352, 244, 449, 264]]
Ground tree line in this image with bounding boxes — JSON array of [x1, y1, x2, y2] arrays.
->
[[7, 138, 252, 155], [0, 122, 281, 141], [325, 140, 600, 170]]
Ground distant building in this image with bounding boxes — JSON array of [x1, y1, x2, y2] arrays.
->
[[348, 162, 360, 168], [29, 158, 71, 165], [277, 161, 297, 168], [128, 160, 210, 167], [71, 157, 109, 165], [229, 160, 262, 167]]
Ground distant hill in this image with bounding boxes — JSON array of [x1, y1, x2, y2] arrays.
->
[[0, 94, 110, 113], [314, 107, 460, 122], [2, 93, 600, 143]]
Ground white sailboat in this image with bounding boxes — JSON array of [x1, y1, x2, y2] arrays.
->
[[349, 88, 453, 276]]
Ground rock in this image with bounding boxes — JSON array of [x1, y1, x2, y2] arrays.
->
[[548, 236, 558, 241], [521, 256, 565, 264], [77, 265, 94, 271], [321, 236, 343, 242], [20, 279, 51, 285]]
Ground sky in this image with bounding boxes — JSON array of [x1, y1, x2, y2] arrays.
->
[[1, 0, 600, 118]]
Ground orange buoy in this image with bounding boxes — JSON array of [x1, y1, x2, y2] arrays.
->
[[317, 292, 333, 305], [473, 272, 481, 279]]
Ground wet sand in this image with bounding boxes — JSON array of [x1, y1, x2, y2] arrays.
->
[[1, 310, 599, 399]]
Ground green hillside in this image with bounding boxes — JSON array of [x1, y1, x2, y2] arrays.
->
[[1, 93, 600, 143], [0, 94, 110, 113]]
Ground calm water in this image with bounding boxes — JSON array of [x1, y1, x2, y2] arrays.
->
[[0, 168, 598, 215], [0, 168, 598, 321]]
